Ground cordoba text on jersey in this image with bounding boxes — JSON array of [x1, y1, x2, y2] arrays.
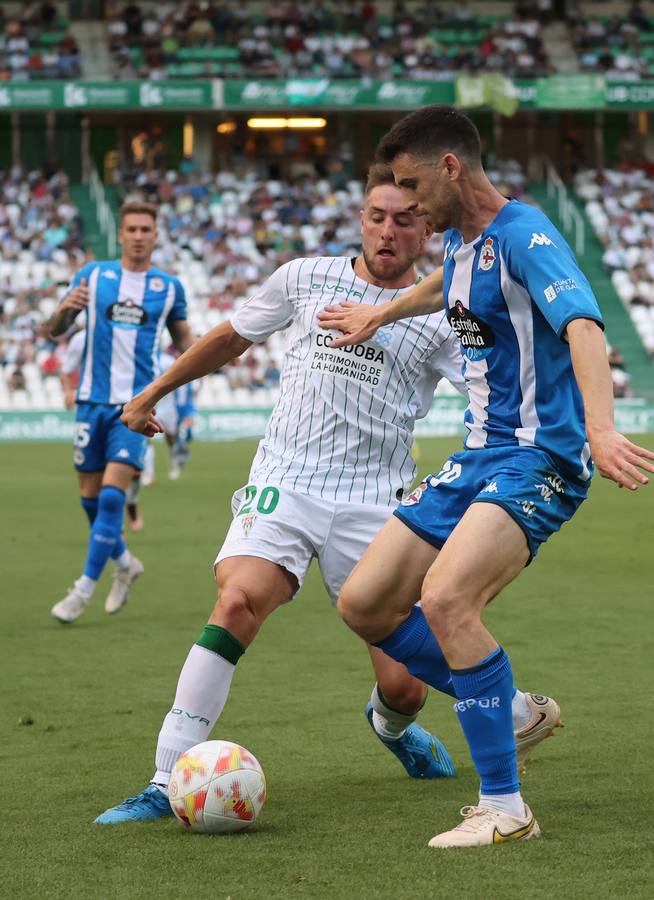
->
[[316, 333, 385, 362]]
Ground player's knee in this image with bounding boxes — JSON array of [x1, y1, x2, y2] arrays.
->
[[336, 582, 370, 635], [210, 583, 266, 645], [421, 585, 479, 644], [97, 485, 125, 521]]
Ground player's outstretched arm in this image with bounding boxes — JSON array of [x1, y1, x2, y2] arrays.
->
[[317, 267, 444, 347], [121, 322, 251, 435], [567, 318, 654, 490]]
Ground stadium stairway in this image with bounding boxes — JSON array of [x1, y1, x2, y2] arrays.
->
[[70, 21, 112, 79], [529, 183, 654, 400], [70, 183, 108, 259]]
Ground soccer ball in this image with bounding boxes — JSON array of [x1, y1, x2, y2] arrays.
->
[[169, 740, 266, 834]]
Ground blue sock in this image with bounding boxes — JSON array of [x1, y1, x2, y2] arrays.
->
[[80, 496, 127, 561], [451, 648, 519, 795], [374, 606, 455, 697], [83, 486, 126, 580]]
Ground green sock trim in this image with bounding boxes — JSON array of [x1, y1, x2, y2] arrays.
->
[[196, 624, 245, 665]]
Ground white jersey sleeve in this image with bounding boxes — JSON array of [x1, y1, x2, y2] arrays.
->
[[424, 323, 467, 397], [61, 329, 86, 375], [230, 263, 295, 344]]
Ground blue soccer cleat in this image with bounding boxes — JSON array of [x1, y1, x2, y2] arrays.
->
[[365, 702, 456, 779], [94, 784, 173, 824]]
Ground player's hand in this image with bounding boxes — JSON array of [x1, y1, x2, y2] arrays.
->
[[317, 302, 386, 347], [63, 389, 76, 410], [60, 278, 89, 312], [589, 428, 654, 490], [121, 393, 164, 438]]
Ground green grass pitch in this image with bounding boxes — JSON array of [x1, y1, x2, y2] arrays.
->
[[2, 437, 654, 900]]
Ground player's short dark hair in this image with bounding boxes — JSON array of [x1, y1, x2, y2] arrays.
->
[[364, 162, 396, 195], [376, 105, 482, 168], [119, 200, 158, 223]]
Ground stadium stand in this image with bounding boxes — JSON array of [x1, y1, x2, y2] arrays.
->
[[7, 153, 638, 412], [575, 166, 654, 361], [571, 4, 654, 80], [0, 3, 81, 81], [0, 165, 89, 410], [105, 1, 552, 81]]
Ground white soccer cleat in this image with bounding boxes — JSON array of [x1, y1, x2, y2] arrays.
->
[[51, 587, 90, 624], [516, 693, 562, 772], [169, 461, 181, 481], [105, 556, 144, 614], [428, 804, 540, 849]]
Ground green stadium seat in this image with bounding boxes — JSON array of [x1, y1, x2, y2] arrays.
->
[[39, 31, 65, 46]]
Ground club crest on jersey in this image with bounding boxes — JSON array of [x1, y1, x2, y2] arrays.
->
[[241, 512, 257, 536], [478, 237, 496, 271], [106, 299, 148, 330], [149, 277, 165, 292], [401, 481, 428, 506], [447, 301, 496, 361]]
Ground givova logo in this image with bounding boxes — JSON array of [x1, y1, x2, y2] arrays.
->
[[170, 708, 210, 726]]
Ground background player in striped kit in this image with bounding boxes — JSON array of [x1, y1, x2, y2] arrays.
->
[[95, 166, 557, 824], [319, 106, 654, 848], [48, 202, 194, 624]]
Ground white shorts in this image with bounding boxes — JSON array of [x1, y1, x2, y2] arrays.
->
[[214, 482, 395, 603]]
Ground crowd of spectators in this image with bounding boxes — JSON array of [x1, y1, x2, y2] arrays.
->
[[0, 164, 89, 408], [106, 1, 552, 82], [575, 165, 654, 369], [571, 5, 654, 81], [0, 156, 637, 409], [0, 3, 81, 81]]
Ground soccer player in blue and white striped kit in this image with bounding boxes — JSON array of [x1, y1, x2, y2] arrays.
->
[[49, 201, 193, 624], [319, 106, 654, 848]]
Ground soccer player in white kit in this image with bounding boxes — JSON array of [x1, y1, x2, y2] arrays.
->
[[95, 166, 555, 824]]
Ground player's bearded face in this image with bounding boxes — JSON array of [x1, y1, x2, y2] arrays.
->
[[360, 185, 428, 281]]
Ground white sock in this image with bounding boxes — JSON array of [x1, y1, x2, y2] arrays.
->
[[369, 683, 420, 741], [114, 549, 132, 570], [75, 574, 96, 596], [143, 445, 155, 482], [126, 478, 141, 505], [152, 644, 236, 788], [478, 792, 526, 819], [512, 690, 532, 730]]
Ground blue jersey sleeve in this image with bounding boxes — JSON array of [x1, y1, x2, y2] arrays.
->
[[69, 261, 96, 290], [167, 277, 187, 324], [503, 223, 603, 338]]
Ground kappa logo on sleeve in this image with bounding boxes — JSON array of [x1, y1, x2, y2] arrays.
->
[[528, 232, 556, 249]]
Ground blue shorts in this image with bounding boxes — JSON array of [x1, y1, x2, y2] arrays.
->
[[395, 446, 589, 560], [73, 402, 147, 473]]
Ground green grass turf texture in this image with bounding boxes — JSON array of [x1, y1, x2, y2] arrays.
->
[[2, 437, 654, 900]]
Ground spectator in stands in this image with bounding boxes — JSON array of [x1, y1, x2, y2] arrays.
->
[[8, 363, 26, 392]]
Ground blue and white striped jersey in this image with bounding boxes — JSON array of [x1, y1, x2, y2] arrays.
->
[[74, 261, 187, 405], [443, 200, 603, 481]]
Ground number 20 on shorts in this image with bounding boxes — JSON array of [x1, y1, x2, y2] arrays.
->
[[237, 485, 280, 516]]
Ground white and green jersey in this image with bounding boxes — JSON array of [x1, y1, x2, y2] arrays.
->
[[230, 256, 465, 506]]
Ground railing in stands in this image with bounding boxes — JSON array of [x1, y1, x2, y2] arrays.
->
[[539, 157, 585, 256], [89, 165, 116, 258]]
